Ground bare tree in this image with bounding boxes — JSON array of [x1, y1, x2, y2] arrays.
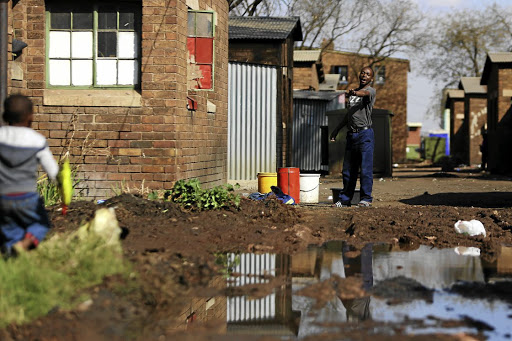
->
[[345, 0, 425, 77], [283, 0, 370, 50], [420, 5, 509, 87], [489, 3, 512, 52], [228, 0, 278, 16]]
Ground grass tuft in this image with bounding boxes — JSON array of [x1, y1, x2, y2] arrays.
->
[[0, 231, 128, 327]]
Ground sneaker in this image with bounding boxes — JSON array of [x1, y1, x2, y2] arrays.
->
[[332, 201, 350, 208], [358, 200, 372, 207]]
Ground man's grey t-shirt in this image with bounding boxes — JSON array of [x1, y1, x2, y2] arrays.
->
[[347, 86, 376, 130]]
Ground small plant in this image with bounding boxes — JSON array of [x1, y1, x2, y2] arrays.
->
[[215, 253, 240, 278], [166, 179, 240, 211]]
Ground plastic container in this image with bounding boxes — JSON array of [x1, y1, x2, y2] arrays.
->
[[331, 188, 360, 206], [299, 174, 321, 203], [278, 167, 300, 203], [257, 172, 277, 194]]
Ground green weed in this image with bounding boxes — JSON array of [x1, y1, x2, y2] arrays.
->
[[165, 179, 240, 211], [0, 232, 128, 327]]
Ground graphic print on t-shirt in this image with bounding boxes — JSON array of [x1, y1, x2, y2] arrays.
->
[[348, 95, 362, 108]]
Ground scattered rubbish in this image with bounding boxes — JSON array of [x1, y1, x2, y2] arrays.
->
[[379, 178, 384, 182], [455, 246, 481, 256], [96, 199, 106, 204], [454, 220, 486, 237], [327, 195, 333, 200], [248, 186, 295, 205]]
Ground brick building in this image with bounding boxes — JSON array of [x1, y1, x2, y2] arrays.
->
[[292, 50, 323, 91], [458, 77, 487, 166], [296, 49, 410, 163], [480, 52, 512, 174], [445, 89, 465, 162], [4, 0, 229, 198], [228, 16, 302, 168]]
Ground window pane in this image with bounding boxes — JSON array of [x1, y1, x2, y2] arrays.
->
[[72, 60, 93, 86], [51, 12, 71, 30], [98, 11, 117, 29], [118, 32, 137, 58], [49, 31, 70, 58], [118, 60, 138, 85], [96, 60, 117, 85], [49, 59, 70, 85], [196, 13, 213, 37], [187, 12, 195, 36], [71, 32, 93, 58], [119, 11, 135, 30], [73, 11, 92, 29], [98, 32, 117, 58]]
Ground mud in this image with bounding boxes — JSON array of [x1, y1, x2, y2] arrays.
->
[[2, 166, 512, 340]]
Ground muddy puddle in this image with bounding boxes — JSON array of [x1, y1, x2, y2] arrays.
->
[[211, 242, 512, 340]]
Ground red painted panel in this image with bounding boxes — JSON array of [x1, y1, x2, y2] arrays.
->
[[195, 37, 213, 64], [198, 64, 212, 89], [187, 37, 196, 58]]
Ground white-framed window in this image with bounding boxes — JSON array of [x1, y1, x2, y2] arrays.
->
[[46, 2, 140, 88]]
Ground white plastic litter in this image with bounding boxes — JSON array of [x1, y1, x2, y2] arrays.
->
[[454, 246, 481, 256], [454, 219, 486, 237]]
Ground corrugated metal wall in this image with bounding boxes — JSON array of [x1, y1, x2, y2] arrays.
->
[[228, 63, 278, 181], [292, 99, 330, 172]]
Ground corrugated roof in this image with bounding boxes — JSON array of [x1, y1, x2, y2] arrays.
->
[[293, 90, 342, 101], [488, 52, 512, 63], [229, 16, 302, 41], [459, 77, 487, 94], [319, 74, 340, 91], [446, 89, 464, 99], [293, 50, 321, 62]]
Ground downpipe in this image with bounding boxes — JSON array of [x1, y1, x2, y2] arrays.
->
[[0, 0, 8, 121]]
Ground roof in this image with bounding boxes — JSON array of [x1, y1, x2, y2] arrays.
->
[[228, 16, 303, 41], [321, 50, 410, 70], [446, 89, 464, 99], [319, 74, 340, 91], [481, 52, 512, 85], [293, 50, 321, 63], [293, 90, 342, 101], [458, 77, 486, 94]]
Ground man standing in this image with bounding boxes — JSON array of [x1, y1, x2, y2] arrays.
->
[[330, 66, 376, 207]]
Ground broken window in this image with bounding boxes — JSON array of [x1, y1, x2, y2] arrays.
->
[[47, 2, 140, 87], [375, 66, 385, 85], [330, 65, 348, 85], [187, 10, 215, 90]]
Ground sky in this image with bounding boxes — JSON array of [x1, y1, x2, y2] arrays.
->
[[407, 0, 512, 134]]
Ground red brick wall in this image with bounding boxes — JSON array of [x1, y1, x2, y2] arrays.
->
[[466, 96, 487, 166], [407, 127, 421, 145], [293, 62, 319, 90], [7, 0, 229, 199], [321, 51, 409, 162], [449, 99, 465, 161]]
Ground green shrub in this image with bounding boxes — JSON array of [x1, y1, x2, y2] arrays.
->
[[0, 232, 128, 327], [166, 179, 240, 211]]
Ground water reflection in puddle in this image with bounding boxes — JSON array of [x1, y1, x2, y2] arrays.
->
[[224, 242, 512, 340]]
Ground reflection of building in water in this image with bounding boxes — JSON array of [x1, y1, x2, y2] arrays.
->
[[481, 245, 512, 281], [226, 253, 300, 336], [170, 275, 228, 331], [373, 244, 485, 289]]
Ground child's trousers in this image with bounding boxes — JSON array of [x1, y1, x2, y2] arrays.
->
[[0, 192, 50, 252]]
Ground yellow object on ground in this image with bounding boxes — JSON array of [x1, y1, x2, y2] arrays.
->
[[57, 156, 73, 207], [257, 172, 277, 193]]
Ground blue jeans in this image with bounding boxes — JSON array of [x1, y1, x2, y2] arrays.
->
[[0, 192, 50, 252], [338, 128, 374, 204]]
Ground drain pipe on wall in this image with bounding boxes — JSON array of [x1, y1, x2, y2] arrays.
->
[[0, 0, 9, 118]]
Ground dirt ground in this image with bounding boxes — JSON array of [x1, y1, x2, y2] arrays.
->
[[2, 165, 512, 341]]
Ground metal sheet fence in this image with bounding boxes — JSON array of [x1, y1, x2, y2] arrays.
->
[[292, 98, 330, 172], [228, 63, 278, 180]]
